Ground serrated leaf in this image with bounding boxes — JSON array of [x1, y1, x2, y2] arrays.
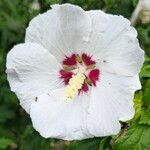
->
[[139, 110, 150, 125], [113, 124, 150, 150]]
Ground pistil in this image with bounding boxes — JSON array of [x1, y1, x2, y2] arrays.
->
[[65, 69, 85, 100]]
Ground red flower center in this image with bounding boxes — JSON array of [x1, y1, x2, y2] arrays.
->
[[59, 53, 100, 93]]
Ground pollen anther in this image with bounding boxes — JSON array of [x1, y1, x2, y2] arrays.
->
[[65, 72, 85, 100]]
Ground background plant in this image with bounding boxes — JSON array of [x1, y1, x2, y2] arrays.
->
[[0, 0, 150, 149]]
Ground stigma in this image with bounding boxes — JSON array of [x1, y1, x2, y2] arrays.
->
[[65, 67, 85, 100]]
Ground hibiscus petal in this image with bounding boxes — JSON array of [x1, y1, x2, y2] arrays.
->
[[30, 89, 92, 140], [25, 4, 91, 62], [87, 71, 141, 136], [6, 43, 62, 113], [86, 10, 144, 76]]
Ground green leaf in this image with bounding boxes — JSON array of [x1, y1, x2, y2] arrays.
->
[[137, 25, 150, 51], [0, 138, 13, 149], [140, 56, 150, 78], [21, 125, 34, 139], [19, 125, 51, 150], [113, 124, 150, 150], [133, 92, 143, 121], [0, 105, 15, 123], [132, 0, 138, 7], [139, 110, 150, 125], [68, 138, 100, 150], [140, 65, 150, 78], [99, 137, 111, 150], [143, 79, 150, 106]]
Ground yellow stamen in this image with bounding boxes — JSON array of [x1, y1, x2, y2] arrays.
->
[[65, 72, 85, 100]]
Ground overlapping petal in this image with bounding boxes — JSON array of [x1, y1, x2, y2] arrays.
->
[[87, 72, 141, 136], [30, 89, 92, 140], [84, 10, 144, 76], [30, 71, 141, 139], [25, 4, 91, 62], [6, 43, 62, 113]]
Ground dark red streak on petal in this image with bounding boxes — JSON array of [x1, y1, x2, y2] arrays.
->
[[88, 69, 100, 86], [60, 53, 100, 94], [62, 54, 77, 66], [59, 70, 73, 85], [82, 53, 95, 66], [78, 82, 89, 94], [81, 82, 89, 92]]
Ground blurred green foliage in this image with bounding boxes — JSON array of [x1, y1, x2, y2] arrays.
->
[[0, 0, 150, 149]]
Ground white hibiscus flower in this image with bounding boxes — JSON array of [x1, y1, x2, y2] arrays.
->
[[6, 4, 144, 140]]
